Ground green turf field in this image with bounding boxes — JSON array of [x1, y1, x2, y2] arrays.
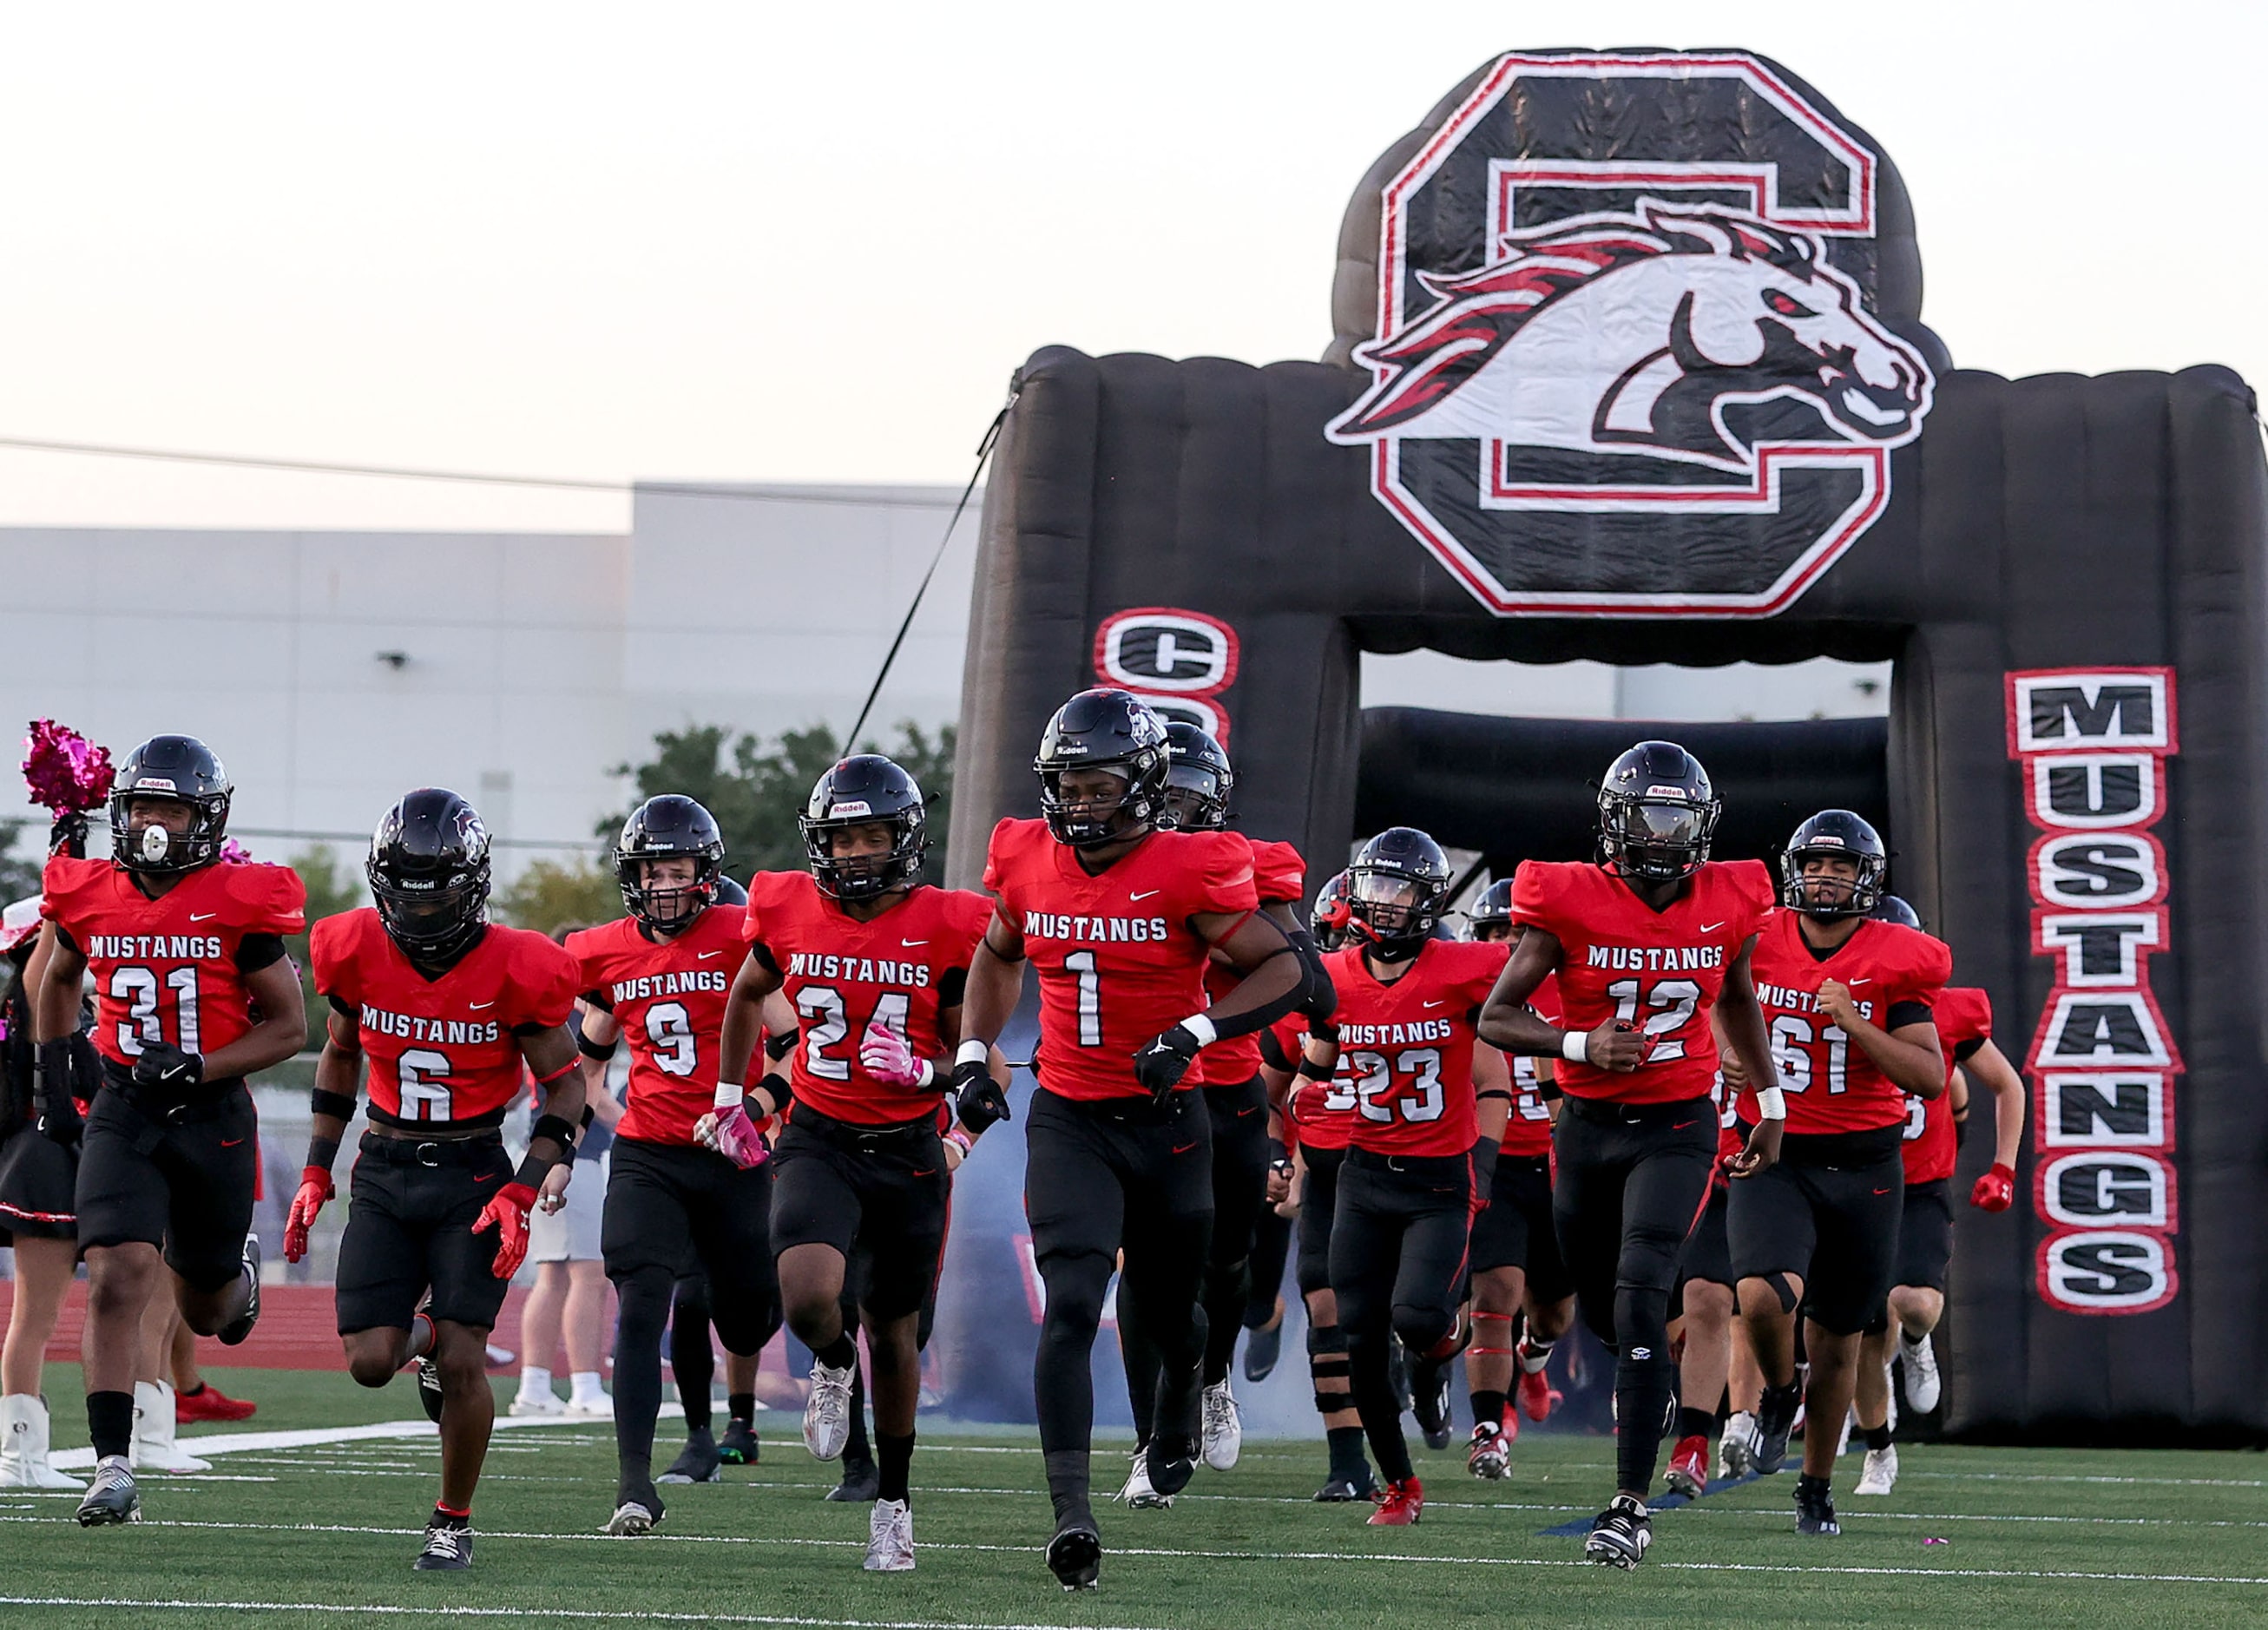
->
[[3, 1365, 2265, 1627]]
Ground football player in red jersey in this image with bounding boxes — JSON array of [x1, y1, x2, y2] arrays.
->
[[957, 689, 1309, 1590], [32, 736, 307, 1528], [562, 796, 784, 1538], [285, 789, 585, 1571], [1477, 741, 1780, 1569], [708, 754, 1003, 1573], [1112, 722, 1318, 1496], [1312, 829, 1509, 1527], [1719, 814, 1949, 1538], [1460, 881, 1574, 1480]]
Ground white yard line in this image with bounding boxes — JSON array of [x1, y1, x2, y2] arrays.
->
[[0, 1600, 1167, 1630]]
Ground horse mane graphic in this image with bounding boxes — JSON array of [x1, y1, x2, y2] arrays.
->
[[1327, 201, 1934, 473]]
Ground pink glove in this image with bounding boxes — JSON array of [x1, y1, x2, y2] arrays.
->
[[707, 1104, 771, 1170], [858, 1024, 931, 1088], [1970, 1162, 2016, 1213]]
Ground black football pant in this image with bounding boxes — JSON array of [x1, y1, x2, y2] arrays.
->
[[1120, 1074, 1268, 1437], [1552, 1094, 1716, 1497], [1025, 1088, 1212, 1528], [1328, 1147, 1473, 1487]]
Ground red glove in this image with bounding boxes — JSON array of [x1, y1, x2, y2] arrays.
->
[[1970, 1162, 2016, 1213], [471, 1181, 539, 1279], [282, 1166, 335, 1263]]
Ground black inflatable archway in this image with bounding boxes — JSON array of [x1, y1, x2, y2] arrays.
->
[[948, 49, 2268, 1442]]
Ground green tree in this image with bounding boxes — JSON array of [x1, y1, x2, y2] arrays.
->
[[0, 820, 41, 904], [494, 855, 621, 935], [283, 844, 366, 1046], [606, 720, 955, 885]]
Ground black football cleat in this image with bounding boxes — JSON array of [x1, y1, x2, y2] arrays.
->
[[1145, 1431, 1196, 1498], [76, 1460, 141, 1526], [826, 1453, 881, 1502], [659, 1426, 721, 1484], [1242, 1318, 1283, 1384], [216, 1233, 262, 1347], [1753, 1382, 1802, 1476], [1795, 1473, 1842, 1536], [1313, 1467, 1378, 1502], [717, 1417, 760, 1466], [416, 1357, 445, 1425], [413, 1521, 472, 1570], [1584, 1494, 1652, 1569], [1046, 1522, 1102, 1591], [1411, 1358, 1454, 1451]]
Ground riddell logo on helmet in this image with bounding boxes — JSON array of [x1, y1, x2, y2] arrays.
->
[[133, 777, 178, 792], [830, 800, 874, 818]]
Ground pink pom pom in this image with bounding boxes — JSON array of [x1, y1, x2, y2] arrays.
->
[[219, 838, 253, 864], [21, 720, 115, 815]]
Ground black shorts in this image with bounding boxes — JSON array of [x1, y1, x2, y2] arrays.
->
[[76, 1078, 257, 1290], [1469, 1153, 1573, 1303], [603, 1136, 779, 1357], [1551, 1094, 1719, 1313], [335, 1134, 515, 1335], [1022, 1086, 1213, 1273], [0, 1119, 79, 1242], [1896, 1179, 1954, 1292], [1673, 1183, 1735, 1305], [1203, 1074, 1271, 1269], [1726, 1138, 1904, 1336], [1294, 1142, 1349, 1298], [1326, 1147, 1472, 1344], [771, 1107, 950, 1321]]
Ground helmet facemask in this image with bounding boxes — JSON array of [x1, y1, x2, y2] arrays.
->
[[1781, 846, 1884, 919], [1038, 762, 1160, 849], [1598, 791, 1719, 883], [804, 812, 924, 904], [1346, 868, 1443, 963], [621, 852, 722, 932], [1160, 760, 1230, 831], [110, 792, 227, 876]]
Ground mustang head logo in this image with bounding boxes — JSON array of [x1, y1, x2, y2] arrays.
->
[[1328, 201, 1932, 472]]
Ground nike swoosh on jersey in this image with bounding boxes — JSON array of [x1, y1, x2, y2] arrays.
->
[[1872, 1187, 1893, 1195], [696, 950, 724, 960], [189, 912, 218, 923], [1699, 921, 1726, 932], [1173, 1140, 1198, 1154], [1131, 891, 1161, 901], [1423, 1000, 1446, 1009], [220, 1136, 246, 1147], [470, 1001, 496, 1010], [475, 1172, 499, 1184], [901, 938, 928, 947]]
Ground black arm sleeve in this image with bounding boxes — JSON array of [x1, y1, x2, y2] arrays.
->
[[582, 987, 614, 1014], [327, 994, 359, 1018], [1288, 927, 1337, 1025], [1203, 946, 1305, 1041], [234, 932, 287, 973], [1886, 1000, 1935, 1030], [746, 939, 781, 977], [1258, 1024, 1292, 1074], [937, 967, 968, 1008], [1951, 1035, 1987, 1064]]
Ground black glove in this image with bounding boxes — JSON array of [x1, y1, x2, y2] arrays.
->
[[131, 1040, 204, 1093], [1130, 1022, 1205, 1103], [34, 1039, 83, 1148], [952, 1057, 1011, 1134]]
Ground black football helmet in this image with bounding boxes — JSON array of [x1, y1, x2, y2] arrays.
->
[[1311, 870, 1353, 952], [801, 754, 928, 902], [1346, 827, 1451, 963], [713, 874, 749, 908], [1872, 893, 1923, 930], [1160, 721, 1234, 832], [368, 789, 492, 963], [1466, 877, 1515, 942], [108, 735, 232, 875], [615, 795, 726, 931], [1597, 740, 1720, 884], [1033, 688, 1171, 848], [1780, 808, 1887, 919]]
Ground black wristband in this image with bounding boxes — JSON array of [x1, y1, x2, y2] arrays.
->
[[310, 1088, 358, 1121], [579, 1103, 596, 1131], [530, 1112, 578, 1153], [306, 1134, 340, 1172], [1267, 1137, 1289, 1167], [576, 1030, 617, 1061], [1476, 1088, 1515, 1104], [1296, 1057, 1335, 1083], [764, 1031, 797, 1062], [514, 1152, 555, 1188]]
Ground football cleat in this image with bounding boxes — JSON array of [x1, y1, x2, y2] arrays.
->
[[1664, 1434, 1710, 1498], [1146, 1432, 1197, 1499], [605, 1499, 661, 1536], [1516, 1364, 1559, 1424], [508, 1386, 564, 1417], [1200, 1379, 1242, 1471], [172, 1384, 256, 1424], [1855, 1444, 1899, 1495], [1115, 1443, 1172, 1509], [804, 1360, 857, 1461], [1046, 1522, 1102, 1591], [1719, 1410, 1760, 1480], [1900, 1331, 1943, 1413], [1795, 1474, 1841, 1535], [413, 1521, 473, 1570], [659, 1427, 722, 1484], [864, 1497, 915, 1572], [1584, 1494, 1652, 1569], [75, 1459, 141, 1526], [1754, 1383, 1802, 1476], [1411, 1359, 1453, 1451], [216, 1232, 261, 1346], [718, 1417, 760, 1466], [1366, 1476, 1423, 1526], [1466, 1421, 1509, 1481], [417, 1357, 445, 1426], [827, 1456, 881, 1502], [1313, 1467, 1377, 1502], [1242, 1316, 1283, 1384]]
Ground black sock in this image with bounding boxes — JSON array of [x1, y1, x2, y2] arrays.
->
[[1043, 1448, 1092, 1530], [615, 1269, 672, 1492], [842, 1362, 873, 1464], [1864, 1422, 1893, 1452], [1326, 1424, 1369, 1482], [727, 1392, 756, 1425], [877, 1430, 914, 1503], [1680, 1405, 1716, 1441], [180, 1384, 207, 1400], [431, 1502, 470, 1530], [1470, 1388, 1508, 1429], [87, 1390, 133, 1461], [814, 1332, 858, 1371]]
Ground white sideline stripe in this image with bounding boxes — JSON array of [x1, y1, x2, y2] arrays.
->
[[0, 1600, 1166, 1630], [45, 1406, 667, 1471], [12, 1515, 2267, 1587]]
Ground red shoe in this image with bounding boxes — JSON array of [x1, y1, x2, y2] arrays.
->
[[1366, 1476, 1424, 1526], [1497, 1400, 1519, 1445], [174, 1384, 257, 1423], [1664, 1434, 1709, 1498], [1517, 1364, 1559, 1423]]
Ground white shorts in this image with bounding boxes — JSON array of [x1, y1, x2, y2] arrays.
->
[[528, 1153, 607, 1264]]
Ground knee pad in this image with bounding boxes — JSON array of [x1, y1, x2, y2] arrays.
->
[[616, 1267, 674, 1342], [1759, 1272, 1799, 1314], [1611, 1284, 1672, 1365], [1307, 1322, 1348, 1357], [1037, 1253, 1114, 1332], [1392, 1304, 1456, 1361], [672, 1275, 712, 1321]]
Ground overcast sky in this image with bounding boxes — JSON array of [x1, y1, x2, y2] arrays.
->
[[0, 1, 2256, 534]]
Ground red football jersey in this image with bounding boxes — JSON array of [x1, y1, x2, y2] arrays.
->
[[1738, 911, 1954, 1135], [983, 818, 1258, 1103], [1194, 838, 1305, 1088], [1501, 970, 1560, 1159], [1513, 859, 1774, 1106], [1324, 938, 1507, 1158], [1904, 984, 1992, 1184], [743, 871, 993, 1127], [43, 855, 306, 1069], [311, 910, 579, 1127], [569, 904, 747, 1146]]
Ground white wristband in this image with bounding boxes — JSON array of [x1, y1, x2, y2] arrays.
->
[[913, 1058, 937, 1091], [1754, 1084, 1788, 1121], [955, 1039, 989, 1068], [712, 1078, 742, 1111], [1179, 1013, 1219, 1048], [1560, 1029, 1590, 1065]]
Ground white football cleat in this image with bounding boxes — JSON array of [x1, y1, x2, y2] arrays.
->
[[1, 1394, 84, 1489], [1718, 1410, 1760, 1480], [1855, 1443, 1898, 1495], [1200, 1379, 1242, 1471], [804, 1360, 857, 1461], [1115, 1443, 1172, 1508], [864, 1497, 915, 1571], [1900, 1331, 1942, 1413]]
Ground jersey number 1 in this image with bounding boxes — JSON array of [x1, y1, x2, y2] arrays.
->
[[1603, 976, 1701, 1061], [110, 966, 201, 1057]]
